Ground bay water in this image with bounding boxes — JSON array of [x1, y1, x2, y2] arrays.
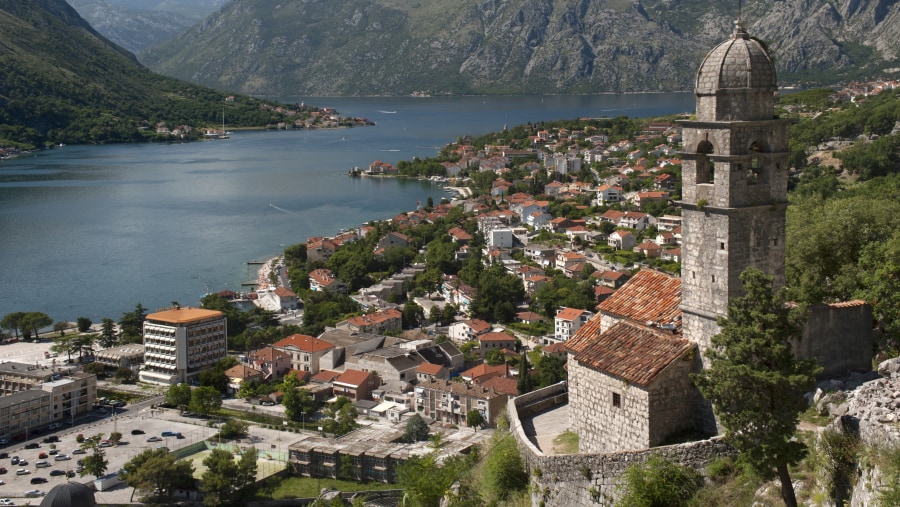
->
[[0, 93, 693, 323]]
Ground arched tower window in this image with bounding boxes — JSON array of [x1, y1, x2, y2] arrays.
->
[[747, 141, 767, 185], [696, 140, 714, 184]]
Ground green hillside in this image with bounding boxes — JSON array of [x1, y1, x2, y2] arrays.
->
[[0, 0, 298, 148]]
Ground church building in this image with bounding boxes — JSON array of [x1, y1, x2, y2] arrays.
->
[[567, 19, 873, 453]]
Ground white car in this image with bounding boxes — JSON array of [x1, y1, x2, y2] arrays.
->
[[53, 454, 70, 461], [24, 490, 43, 498], [0, 498, 14, 506], [15, 469, 29, 475], [71, 448, 85, 455], [35, 461, 51, 468]]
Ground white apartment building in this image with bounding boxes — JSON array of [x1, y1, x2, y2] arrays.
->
[[140, 307, 227, 385]]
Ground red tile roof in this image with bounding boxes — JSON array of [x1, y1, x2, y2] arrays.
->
[[312, 370, 341, 383], [567, 321, 694, 386], [556, 307, 587, 321], [461, 362, 509, 381], [598, 269, 681, 328], [274, 334, 335, 353], [480, 376, 519, 397], [417, 363, 444, 375], [479, 331, 516, 343], [335, 369, 373, 387], [225, 364, 263, 380]]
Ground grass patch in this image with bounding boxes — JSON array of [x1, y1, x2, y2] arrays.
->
[[552, 430, 579, 454], [97, 388, 146, 404], [253, 476, 395, 500], [799, 406, 831, 427]]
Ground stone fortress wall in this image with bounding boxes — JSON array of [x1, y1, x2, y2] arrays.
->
[[509, 384, 735, 507]]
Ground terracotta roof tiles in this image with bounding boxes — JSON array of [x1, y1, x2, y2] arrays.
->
[[598, 269, 681, 328], [567, 321, 694, 386]]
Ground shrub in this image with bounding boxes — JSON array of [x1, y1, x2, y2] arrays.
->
[[616, 455, 703, 507]]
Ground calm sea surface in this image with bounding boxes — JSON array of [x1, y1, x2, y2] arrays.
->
[[0, 94, 693, 322]]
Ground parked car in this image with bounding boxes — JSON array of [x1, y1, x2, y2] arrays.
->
[[111, 401, 126, 408], [0, 438, 8, 445], [0, 498, 14, 505], [53, 454, 69, 461], [17, 460, 27, 466], [49, 470, 65, 477], [47, 449, 58, 455], [130, 429, 144, 435], [146, 436, 162, 442], [71, 448, 85, 455], [15, 469, 29, 475], [0, 467, 6, 474], [98, 440, 112, 448], [23, 443, 39, 449], [23, 490, 43, 497], [41, 436, 58, 444], [160, 431, 176, 437], [9, 457, 17, 465], [30, 477, 48, 484], [0, 453, 7, 459], [37, 453, 47, 459], [35, 461, 50, 468]]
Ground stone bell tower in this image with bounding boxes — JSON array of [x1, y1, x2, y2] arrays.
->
[[679, 19, 791, 358]]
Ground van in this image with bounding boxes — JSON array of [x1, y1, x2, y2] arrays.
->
[[161, 431, 175, 437]]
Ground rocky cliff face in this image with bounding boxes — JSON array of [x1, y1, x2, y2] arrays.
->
[[67, 0, 228, 54], [128, 0, 900, 96]]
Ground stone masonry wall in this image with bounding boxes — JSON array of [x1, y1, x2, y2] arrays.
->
[[511, 385, 735, 507]]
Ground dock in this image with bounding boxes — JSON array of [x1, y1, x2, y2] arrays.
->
[[247, 260, 266, 265]]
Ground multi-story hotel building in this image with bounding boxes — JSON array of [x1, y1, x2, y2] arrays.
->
[[139, 307, 227, 385]]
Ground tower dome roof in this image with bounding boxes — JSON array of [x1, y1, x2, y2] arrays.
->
[[696, 20, 776, 94], [40, 482, 96, 507]]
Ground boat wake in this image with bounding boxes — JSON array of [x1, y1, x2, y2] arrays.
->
[[380, 149, 400, 152], [378, 110, 397, 114], [269, 203, 294, 214]]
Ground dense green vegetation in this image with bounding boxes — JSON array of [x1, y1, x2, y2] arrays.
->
[[0, 0, 331, 148]]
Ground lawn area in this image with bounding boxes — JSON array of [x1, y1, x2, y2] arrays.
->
[[552, 430, 579, 454], [184, 448, 288, 480], [253, 476, 396, 500]]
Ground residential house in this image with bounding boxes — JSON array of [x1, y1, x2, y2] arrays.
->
[[339, 308, 403, 335], [246, 346, 292, 381], [225, 364, 264, 396], [524, 245, 556, 267], [661, 248, 682, 263], [657, 215, 683, 232], [345, 346, 423, 383], [478, 331, 517, 357], [273, 334, 336, 374], [608, 231, 636, 251], [307, 237, 339, 263], [448, 319, 492, 345], [634, 241, 663, 259], [416, 363, 449, 382], [555, 251, 587, 272], [448, 227, 473, 245], [441, 276, 478, 316], [516, 311, 545, 325], [460, 362, 512, 384], [309, 268, 347, 294], [554, 307, 593, 342], [374, 232, 411, 257], [633, 191, 670, 209], [333, 369, 379, 401]]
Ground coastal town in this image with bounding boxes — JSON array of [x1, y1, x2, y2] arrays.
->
[[2, 72, 900, 505]]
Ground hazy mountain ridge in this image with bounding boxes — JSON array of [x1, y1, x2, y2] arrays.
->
[[135, 0, 900, 96], [66, 0, 230, 53]]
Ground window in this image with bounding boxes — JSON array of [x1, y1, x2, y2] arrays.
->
[[612, 392, 621, 408]]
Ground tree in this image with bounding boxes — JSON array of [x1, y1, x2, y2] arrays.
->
[[481, 427, 527, 502], [83, 362, 105, 377], [72, 333, 96, 360], [517, 352, 534, 395], [218, 419, 249, 440], [20, 311, 52, 339], [108, 431, 123, 445], [200, 447, 258, 507], [693, 268, 821, 507], [465, 410, 485, 431], [115, 367, 136, 383], [1, 311, 26, 340], [484, 348, 505, 366], [120, 448, 195, 502], [615, 455, 704, 507], [166, 383, 192, 411], [53, 321, 68, 337], [79, 433, 109, 479], [536, 354, 567, 388], [119, 303, 147, 344], [190, 385, 223, 416], [51, 335, 75, 363], [100, 317, 118, 348], [76, 317, 92, 333], [200, 356, 239, 394], [403, 414, 430, 443]]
